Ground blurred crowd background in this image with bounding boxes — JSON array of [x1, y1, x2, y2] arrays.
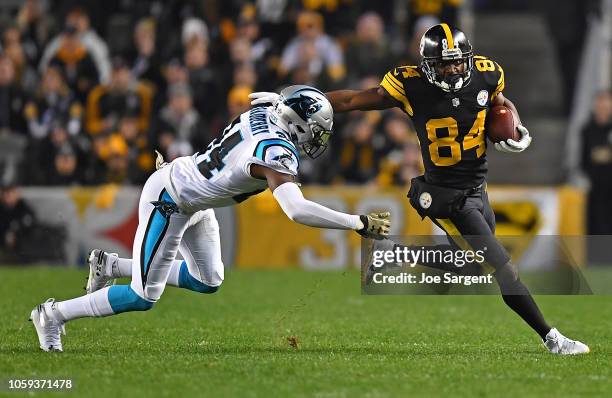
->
[[0, 0, 439, 189], [0, 0, 610, 262]]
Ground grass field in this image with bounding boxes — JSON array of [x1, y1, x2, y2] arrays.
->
[[1, 267, 611, 397]]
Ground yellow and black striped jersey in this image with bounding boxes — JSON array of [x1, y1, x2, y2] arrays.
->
[[379, 55, 504, 189]]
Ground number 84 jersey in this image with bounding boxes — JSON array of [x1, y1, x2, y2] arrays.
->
[[165, 106, 300, 212], [379, 55, 504, 189]]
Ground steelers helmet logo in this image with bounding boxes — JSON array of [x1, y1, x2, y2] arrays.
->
[[477, 90, 489, 106], [419, 192, 432, 209]]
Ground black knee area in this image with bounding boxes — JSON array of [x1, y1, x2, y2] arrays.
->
[[494, 262, 529, 295], [494, 261, 518, 285]]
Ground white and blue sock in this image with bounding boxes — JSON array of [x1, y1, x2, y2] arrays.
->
[[167, 260, 219, 293]]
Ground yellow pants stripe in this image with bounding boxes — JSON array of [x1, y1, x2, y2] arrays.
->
[[435, 218, 496, 274]]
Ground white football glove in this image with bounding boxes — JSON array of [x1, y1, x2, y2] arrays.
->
[[248, 91, 280, 106], [494, 125, 532, 153], [357, 212, 391, 240]]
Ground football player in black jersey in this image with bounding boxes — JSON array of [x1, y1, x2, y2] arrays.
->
[[250, 24, 588, 355]]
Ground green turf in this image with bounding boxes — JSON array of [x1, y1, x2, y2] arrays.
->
[[1, 267, 610, 397]]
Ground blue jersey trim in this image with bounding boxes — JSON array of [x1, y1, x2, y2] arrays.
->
[[254, 139, 300, 161]]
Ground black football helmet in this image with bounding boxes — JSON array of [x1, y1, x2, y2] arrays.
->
[[419, 23, 473, 92]]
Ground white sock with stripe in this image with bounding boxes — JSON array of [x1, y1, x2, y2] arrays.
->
[[54, 287, 115, 322]]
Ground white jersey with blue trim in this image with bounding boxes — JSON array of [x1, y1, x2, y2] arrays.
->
[[164, 106, 300, 212]]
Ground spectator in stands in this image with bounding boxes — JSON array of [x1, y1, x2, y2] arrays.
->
[[182, 18, 209, 50], [164, 58, 188, 87], [229, 37, 254, 66], [345, 12, 391, 84], [47, 24, 99, 102], [581, 90, 612, 235], [39, 6, 110, 84], [407, 16, 439, 66], [16, 0, 54, 66], [233, 64, 258, 90], [184, 42, 219, 121], [23, 65, 82, 140], [279, 11, 346, 88], [234, 11, 277, 87], [336, 113, 385, 184], [0, 184, 37, 262], [47, 143, 82, 185], [152, 83, 206, 154], [2, 24, 38, 93], [408, 0, 461, 36], [227, 85, 252, 120], [235, 11, 274, 67], [380, 111, 414, 154], [0, 55, 26, 135], [377, 119, 423, 187], [153, 57, 188, 112], [86, 56, 152, 136], [112, 112, 154, 181], [25, 118, 84, 185], [103, 134, 131, 184], [127, 18, 163, 88]]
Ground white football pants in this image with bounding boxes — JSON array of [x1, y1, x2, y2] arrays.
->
[[129, 165, 224, 302]]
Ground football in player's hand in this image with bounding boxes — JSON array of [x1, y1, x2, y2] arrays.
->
[[485, 106, 520, 143]]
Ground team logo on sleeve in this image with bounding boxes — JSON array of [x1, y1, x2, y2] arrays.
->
[[477, 90, 489, 106], [272, 153, 295, 170]]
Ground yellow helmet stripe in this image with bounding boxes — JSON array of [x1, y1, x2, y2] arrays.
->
[[440, 23, 454, 49]]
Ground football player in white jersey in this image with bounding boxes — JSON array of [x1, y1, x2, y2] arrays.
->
[[30, 85, 391, 352]]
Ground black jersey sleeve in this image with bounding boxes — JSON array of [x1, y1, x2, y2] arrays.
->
[[473, 55, 505, 101], [379, 66, 422, 116]]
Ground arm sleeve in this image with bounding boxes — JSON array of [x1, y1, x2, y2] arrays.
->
[[490, 61, 505, 101], [379, 68, 414, 116], [273, 182, 363, 230]]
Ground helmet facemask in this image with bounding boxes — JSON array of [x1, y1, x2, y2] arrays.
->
[[286, 120, 332, 159], [422, 50, 474, 93], [301, 122, 331, 159]]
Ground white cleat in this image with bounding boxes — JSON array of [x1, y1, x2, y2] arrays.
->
[[543, 328, 590, 355], [86, 249, 116, 294], [30, 299, 65, 352]]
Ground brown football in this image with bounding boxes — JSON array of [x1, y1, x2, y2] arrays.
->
[[485, 105, 519, 143]]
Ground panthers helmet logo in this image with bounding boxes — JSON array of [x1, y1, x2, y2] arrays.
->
[[284, 94, 322, 122]]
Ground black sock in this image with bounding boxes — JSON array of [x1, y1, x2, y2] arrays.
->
[[499, 279, 551, 340]]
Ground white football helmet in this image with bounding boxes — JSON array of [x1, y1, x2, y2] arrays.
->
[[270, 85, 333, 158]]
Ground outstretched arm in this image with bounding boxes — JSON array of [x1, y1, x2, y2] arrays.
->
[[249, 87, 397, 114], [325, 87, 397, 113], [250, 164, 390, 238]]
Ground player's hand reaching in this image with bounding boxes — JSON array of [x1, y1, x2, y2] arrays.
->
[[249, 92, 280, 106], [155, 150, 167, 170], [494, 125, 532, 153], [357, 212, 391, 240]]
